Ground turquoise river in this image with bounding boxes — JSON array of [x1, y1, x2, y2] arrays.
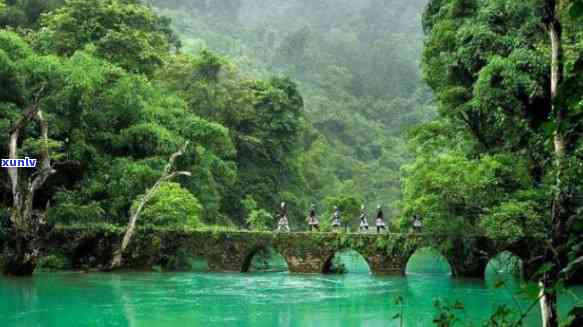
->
[[1, 249, 582, 327]]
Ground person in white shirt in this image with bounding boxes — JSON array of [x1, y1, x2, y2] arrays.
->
[[331, 206, 341, 230], [359, 205, 369, 232], [277, 202, 290, 232], [413, 214, 423, 233]]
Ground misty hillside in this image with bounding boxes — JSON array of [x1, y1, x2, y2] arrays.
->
[[152, 0, 434, 217]]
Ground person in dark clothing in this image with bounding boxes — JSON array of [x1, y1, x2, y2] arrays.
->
[[307, 204, 320, 231], [375, 205, 386, 233]]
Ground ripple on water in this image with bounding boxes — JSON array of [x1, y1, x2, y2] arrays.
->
[[1, 269, 582, 327]]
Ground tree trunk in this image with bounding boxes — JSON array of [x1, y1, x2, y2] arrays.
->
[[540, 1, 565, 326], [3, 92, 55, 276], [2, 232, 38, 276], [539, 280, 559, 327], [107, 142, 191, 271]]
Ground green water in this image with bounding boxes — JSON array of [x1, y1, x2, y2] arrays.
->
[[1, 251, 582, 327]]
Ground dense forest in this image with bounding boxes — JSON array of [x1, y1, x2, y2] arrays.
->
[[151, 0, 434, 226], [412, 1, 583, 325], [0, 0, 433, 230]]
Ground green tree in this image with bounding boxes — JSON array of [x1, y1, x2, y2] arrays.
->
[[0, 30, 82, 275], [132, 182, 203, 228], [0, 26, 234, 273], [414, 0, 583, 325], [0, 0, 66, 28], [151, 0, 434, 223], [246, 209, 274, 231], [156, 51, 308, 225], [33, 0, 179, 75]]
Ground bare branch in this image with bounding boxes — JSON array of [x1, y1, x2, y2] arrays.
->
[[163, 171, 192, 181], [7, 86, 47, 215], [8, 127, 21, 211], [9, 86, 46, 134], [108, 141, 191, 271], [560, 256, 583, 276], [29, 111, 57, 194]]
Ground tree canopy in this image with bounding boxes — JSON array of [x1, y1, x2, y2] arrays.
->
[[0, 0, 308, 229]]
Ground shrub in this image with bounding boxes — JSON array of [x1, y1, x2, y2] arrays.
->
[[37, 255, 69, 271], [246, 209, 274, 231], [132, 182, 203, 228]]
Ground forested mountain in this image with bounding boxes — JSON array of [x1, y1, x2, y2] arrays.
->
[[150, 0, 434, 223], [0, 0, 433, 229]]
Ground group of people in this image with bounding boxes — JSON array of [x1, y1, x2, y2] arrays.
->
[[276, 202, 421, 233]]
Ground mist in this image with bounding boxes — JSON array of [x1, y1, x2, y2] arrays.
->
[[151, 0, 433, 215]]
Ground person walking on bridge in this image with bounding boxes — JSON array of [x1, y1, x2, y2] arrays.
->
[[375, 205, 386, 233], [359, 205, 369, 232], [331, 206, 341, 230], [277, 202, 290, 232], [412, 214, 423, 233], [307, 204, 320, 231]]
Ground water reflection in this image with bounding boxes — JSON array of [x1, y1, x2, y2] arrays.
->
[[0, 252, 581, 327], [406, 247, 452, 275], [324, 250, 371, 274], [110, 275, 137, 327], [246, 247, 288, 273]]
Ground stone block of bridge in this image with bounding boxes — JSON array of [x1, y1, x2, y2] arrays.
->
[[282, 248, 332, 273], [366, 254, 410, 275], [276, 233, 336, 273], [200, 232, 274, 272], [336, 233, 420, 276]]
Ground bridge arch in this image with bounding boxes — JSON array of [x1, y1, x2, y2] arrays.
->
[[241, 245, 289, 273], [405, 246, 453, 276], [485, 250, 527, 280], [322, 249, 372, 274]]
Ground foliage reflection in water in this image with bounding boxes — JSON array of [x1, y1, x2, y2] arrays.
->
[[0, 252, 581, 327]]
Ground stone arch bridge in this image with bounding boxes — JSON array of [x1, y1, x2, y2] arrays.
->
[[49, 228, 538, 279], [192, 232, 536, 278]]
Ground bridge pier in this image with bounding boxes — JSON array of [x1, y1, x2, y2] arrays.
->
[[366, 254, 409, 275], [283, 249, 332, 273], [440, 238, 490, 279], [202, 234, 261, 272], [204, 243, 248, 272], [450, 262, 488, 279]]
